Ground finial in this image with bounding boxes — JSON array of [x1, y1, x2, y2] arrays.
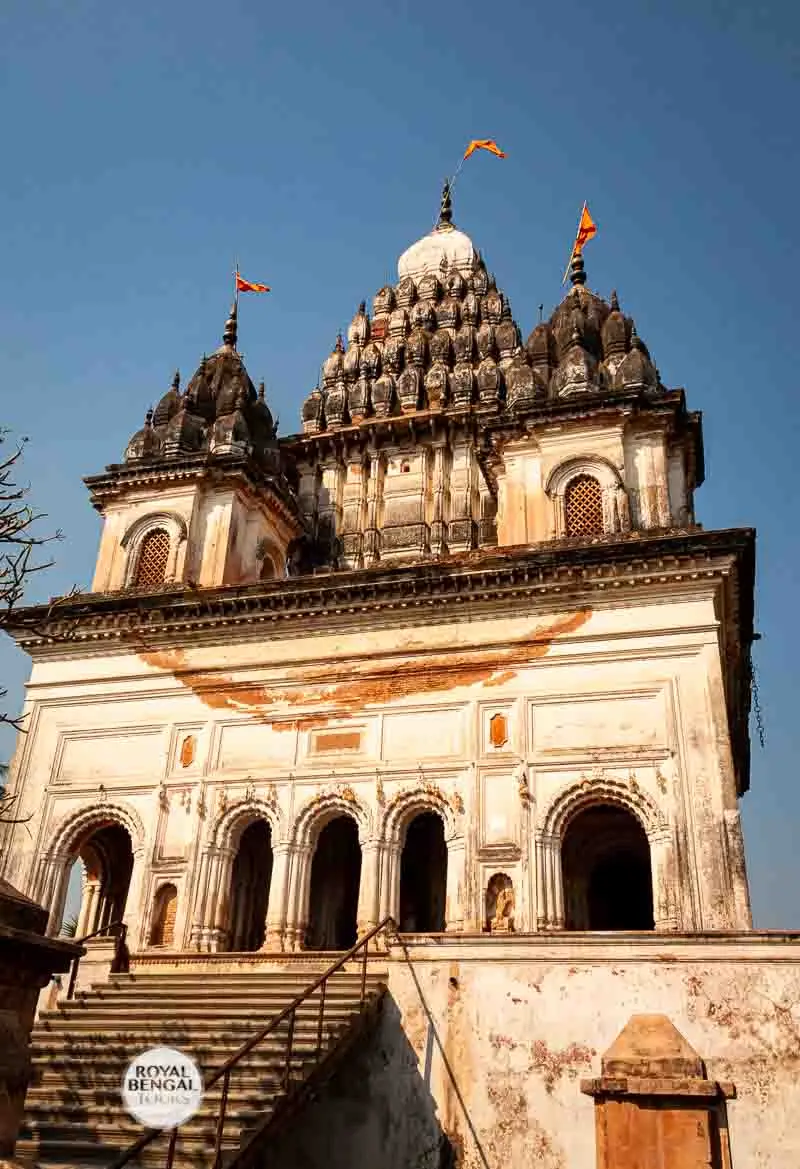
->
[[171, 369, 180, 391], [610, 289, 620, 311], [438, 180, 453, 227], [145, 406, 154, 427], [335, 334, 345, 353], [258, 380, 265, 401], [358, 300, 366, 314], [223, 302, 238, 348], [569, 252, 587, 286], [538, 303, 544, 323], [630, 325, 645, 351]]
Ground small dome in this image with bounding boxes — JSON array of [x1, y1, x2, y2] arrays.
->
[[152, 371, 182, 428], [398, 223, 479, 284]]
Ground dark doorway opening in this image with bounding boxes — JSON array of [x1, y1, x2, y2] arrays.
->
[[72, 822, 134, 935], [562, 804, 654, 930], [229, 819, 273, 952], [399, 812, 447, 932], [306, 816, 362, 950]]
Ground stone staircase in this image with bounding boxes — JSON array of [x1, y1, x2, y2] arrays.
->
[[18, 964, 387, 1169]]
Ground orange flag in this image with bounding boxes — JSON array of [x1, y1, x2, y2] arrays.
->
[[572, 204, 597, 256], [236, 272, 271, 293], [463, 138, 507, 161]]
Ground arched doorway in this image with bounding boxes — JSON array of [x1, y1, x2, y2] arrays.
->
[[71, 822, 134, 937], [399, 812, 447, 932], [561, 804, 654, 930], [306, 816, 361, 950], [150, 883, 178, 947], [228, 819, 273, 952]]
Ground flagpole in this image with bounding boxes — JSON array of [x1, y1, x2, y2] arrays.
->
[[562, 202, 587, 285], [234, 256, 240, 310]]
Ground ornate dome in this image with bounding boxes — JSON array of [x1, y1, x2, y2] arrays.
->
[[299, 200, 669, 434], [124, 302, 279, 466], [397, 183, 479, 283]]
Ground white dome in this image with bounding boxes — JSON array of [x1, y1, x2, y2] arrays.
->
[[397, 223, 478, 283]]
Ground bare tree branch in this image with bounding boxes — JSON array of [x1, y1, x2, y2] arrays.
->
[[0, 429, 75, 821]]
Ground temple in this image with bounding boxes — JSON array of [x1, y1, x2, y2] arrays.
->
[[4, 188, 793, 1169]]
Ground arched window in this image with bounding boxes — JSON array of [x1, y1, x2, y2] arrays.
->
[[565, 474, 604, 537], [561, 805, 654, 930], [150, 883, 178, 947], [134, 527, 170, 588]]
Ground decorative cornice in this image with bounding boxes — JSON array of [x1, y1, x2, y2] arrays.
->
[[8, 526, 753, 653]]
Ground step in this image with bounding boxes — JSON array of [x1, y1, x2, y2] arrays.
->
[[41, 990, 378, 1017]]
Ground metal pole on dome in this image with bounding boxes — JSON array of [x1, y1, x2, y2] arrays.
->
[[234, 257, 240, 310], [562, 203, 587, 285]]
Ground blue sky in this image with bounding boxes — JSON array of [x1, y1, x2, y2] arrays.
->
[[0, 0, 797, 926]]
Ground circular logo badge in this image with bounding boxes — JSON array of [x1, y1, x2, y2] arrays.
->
[[121, 1046, 204, 1129]]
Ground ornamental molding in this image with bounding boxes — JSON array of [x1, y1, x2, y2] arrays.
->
[[9, 528, 752, 654]]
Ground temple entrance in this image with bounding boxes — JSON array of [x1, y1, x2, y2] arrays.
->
[[229, 819, 273, 952], [562, 805, 654, 930], [306, 816, 361, 950], [399, 812, 447, 932], [70, 822, 134, 937]]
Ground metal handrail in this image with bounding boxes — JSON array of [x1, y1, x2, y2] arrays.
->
[[107, 915, 397, 1169], [66, 918, 128, 1000]]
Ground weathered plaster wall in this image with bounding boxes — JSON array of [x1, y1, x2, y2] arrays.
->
[[0, 588, 748, 950], [384, 937, 800, 1169], [265, 996, 451, 1169]]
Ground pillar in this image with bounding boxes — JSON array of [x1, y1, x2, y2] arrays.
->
[[649, 829, 679, 931], [284, 843, 311, 951], [581, 1015, 736, 1169], [723, 809, 753, 930], [263, 841, 292, 950], [444, 836, 466, 931], [356, 841, 381, 935], [535, 833, 563, 928]]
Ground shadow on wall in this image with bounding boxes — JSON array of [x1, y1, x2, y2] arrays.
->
[[266, 994, 458, 1169]]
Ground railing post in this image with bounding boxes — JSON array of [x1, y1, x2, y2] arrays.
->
[[360, 936, 369, 1005], [212, 1067, 231, 1169], [316, 978, 327, 1060], [283, 1006, 296, 1091], [165, 1124, 178, 1169], [66, 956, 79, 1001]]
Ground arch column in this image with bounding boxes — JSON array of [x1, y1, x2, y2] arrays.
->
[[356, 840, 382, 935], [189, 847, 215, 950], [649, 827, 679, 931], [379, 842, 400, 924], [262, 841, 293, 950], [535, 832, 564, 929], [284, 843, 312, 952], [444, 836, 466, 932], [43, 853, 71, 936], [197, 844, 234, 952]]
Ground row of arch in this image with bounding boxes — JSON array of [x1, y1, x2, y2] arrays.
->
[[53, 791, 656, 951]]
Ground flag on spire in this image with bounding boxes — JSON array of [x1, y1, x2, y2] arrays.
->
[[571, 204, 597, 257], [463, 139, 507, 161], [562, 204, 598, 283], [235, 271, 271, 294]]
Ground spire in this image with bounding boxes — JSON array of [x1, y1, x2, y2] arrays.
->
[[223, 302, 238, 349], [609, 289, 620, 311], [438, 180, 453, 228], [569, 251, 587, 286], [258, 379, 265, 401], [172, 369, 180, 391]]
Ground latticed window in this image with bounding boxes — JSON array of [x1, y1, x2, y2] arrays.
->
[[149, 884, 178, 947], [565, 475, 604, 537], [134, 527, 170, 588]]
